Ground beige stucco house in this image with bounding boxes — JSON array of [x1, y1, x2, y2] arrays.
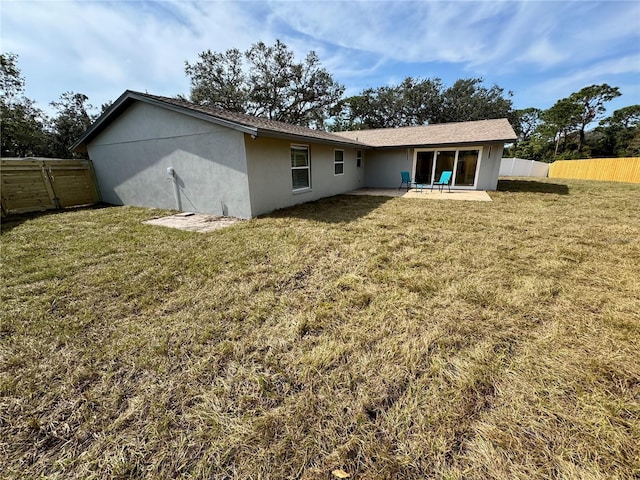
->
[[73, 90, 516, 218]]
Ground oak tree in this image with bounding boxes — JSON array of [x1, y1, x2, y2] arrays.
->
[[49, 92, 96, 158], [332, 77, 513, 130], [185, 40, 344, 128], [1, 53, 49, 157]]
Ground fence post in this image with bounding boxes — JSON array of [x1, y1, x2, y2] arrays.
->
[[1, 158, 99, 215], [39, 161, 61, 209], [42, 161, 62, 209]]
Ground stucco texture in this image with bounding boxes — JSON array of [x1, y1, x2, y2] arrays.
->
[[244, 137, 365, 217], [362, 143, 504, 191], [87, 102, 253, 218]]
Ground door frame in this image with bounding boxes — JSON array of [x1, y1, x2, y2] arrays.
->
[[412, 145, 484, 189]]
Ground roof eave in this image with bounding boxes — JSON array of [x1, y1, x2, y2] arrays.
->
[[367, 137, 517, 149], [71, 91, 259, 152], [255, 128, 370, 148], [138, 95, 258, 136], [71, 90, 133, 152]]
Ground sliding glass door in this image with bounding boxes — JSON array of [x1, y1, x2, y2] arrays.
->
[[434, 151, 456, 183], [455, 150, 479, 186], [413, 147, 481, 188], [415, 151, 434, 184]]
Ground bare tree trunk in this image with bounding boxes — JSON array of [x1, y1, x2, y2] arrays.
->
[[578, 125, 586, 153]]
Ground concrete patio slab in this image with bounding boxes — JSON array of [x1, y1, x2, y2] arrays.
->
[[143, 189, 491, 233], [347, 188, 492, 202], [143, 213, 243, 232]]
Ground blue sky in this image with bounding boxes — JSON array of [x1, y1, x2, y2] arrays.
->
[[2, 0, 639, 121]]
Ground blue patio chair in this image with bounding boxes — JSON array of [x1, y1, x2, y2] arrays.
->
[[399, 171, 412, 190], [431, 170, 453, 193]]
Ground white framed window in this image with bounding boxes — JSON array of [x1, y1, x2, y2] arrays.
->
[[291, 145, 310, 191], [356, 149, 363, 168], [334, 149, 344, 175]]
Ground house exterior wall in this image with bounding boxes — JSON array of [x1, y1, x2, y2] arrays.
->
[[364, 143, 505, 191], [83, 97, 510, 219], [86, 102, 253, 218], [475, 142, 504, 190], [364, 148, 413, 188], [244, 136, 365, 217]]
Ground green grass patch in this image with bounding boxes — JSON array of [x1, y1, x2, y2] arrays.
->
[[2, 178, 639, 479]]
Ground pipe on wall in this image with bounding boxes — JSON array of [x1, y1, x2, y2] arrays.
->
[[166, 167, 182, 211]]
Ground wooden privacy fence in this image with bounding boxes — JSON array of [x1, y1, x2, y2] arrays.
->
[[549, 157, 640, 184], [1, 158, 100, 216]]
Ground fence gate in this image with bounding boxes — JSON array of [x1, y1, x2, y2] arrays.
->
[[1, 158, 100, 216]]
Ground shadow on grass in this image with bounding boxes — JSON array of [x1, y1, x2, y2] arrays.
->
[[0, 203, 112, 234], [266, 194, 392, 224], [498, 179, 569, 195]]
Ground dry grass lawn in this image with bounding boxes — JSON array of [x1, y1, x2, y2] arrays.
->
[[1, 178, 639, 479]]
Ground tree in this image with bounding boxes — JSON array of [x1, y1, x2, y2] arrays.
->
[[513, 108, 543, 145], [330, 77, 443, 130], [505, 108, 550, 160], [99, 101, 114, 116], [435, 78, 514, 124], [330, 77, 513, 131], [542, 98, 583, 157], [508, 131, 554, 161], [49, 92, 96, 158], [185, 40, 344, 128], [185, 48, 248, 112], [1, 52, 49, 157], [596, 104, 640, 156], [1, 97, 50, 157], [568, 84, 621, 153], [1, 52, 25, 101], [602, 104, 640, 130]]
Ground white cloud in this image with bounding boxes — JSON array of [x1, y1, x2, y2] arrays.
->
[[536, 54, 640, 94], [514, 54, 640, 112], [1, 0, 269, 113], [517, 37, 568, 69], [266, 1, 495, 64], [1, 0, 638, 116], [266, 0, 640, 75]]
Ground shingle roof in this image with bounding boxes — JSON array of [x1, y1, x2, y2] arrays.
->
[[72, 90, 364, 151], [73, 90, 516, 152], [332, 118, 517, 147], [137, 92, 371, 145]]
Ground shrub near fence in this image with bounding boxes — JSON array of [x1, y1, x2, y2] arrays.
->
[[549, 157, 640, 184], [1, 158, 100, 216]]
